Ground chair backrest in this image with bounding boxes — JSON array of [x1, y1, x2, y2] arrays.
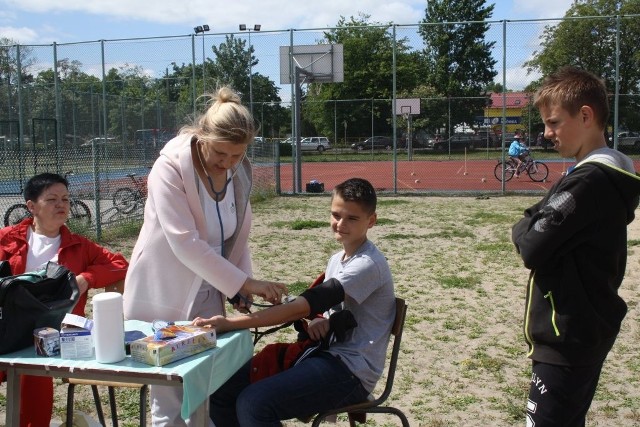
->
[[371, 297, 407, 405]]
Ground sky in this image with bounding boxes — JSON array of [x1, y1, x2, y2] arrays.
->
[[0, 0, 574, 45], [0, 0, 576, 95]]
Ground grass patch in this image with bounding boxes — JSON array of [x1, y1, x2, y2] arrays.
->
[[428, 229, 475, 239], [375, 217, 396, 225], [288, 280, 311, 295], [382, 232, 427, 240], [446, 395, 481, 411], [98, 219, 144, 242], [439, 275, 481, 289], [271, 219, 327, 230], [378, 199, 412, 207]]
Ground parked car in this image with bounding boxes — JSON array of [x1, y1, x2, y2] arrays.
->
[[475, 130, 499, 147], [81, 137, 120, 147], [425, 133, 481, 151], [351, 136, 396, 151], [611, 131, 640, 150], [297, 137, 331, 152]]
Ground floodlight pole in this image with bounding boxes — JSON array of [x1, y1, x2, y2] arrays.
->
[[239, 24, 261, 115], [194, 25, 210, 94]]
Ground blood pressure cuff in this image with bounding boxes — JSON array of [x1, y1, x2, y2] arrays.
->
[[299, 278, 344, 317]]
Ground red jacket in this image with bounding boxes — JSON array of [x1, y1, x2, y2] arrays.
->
[[0, 217, 129, 316], [0, 218, 128, 426]]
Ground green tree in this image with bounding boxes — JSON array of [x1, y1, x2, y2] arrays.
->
[[304, 14, 422, 142], [211, 35, 252, 98], [524, 0, 640, 130], [0, 37, 35, 128], [211, 35, 286, 137], [419, 0, 497, 134]]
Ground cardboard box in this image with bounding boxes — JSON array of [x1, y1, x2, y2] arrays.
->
[[60, 313, 94, 359], [130, 324, 216, 366], [33, 327, 60, 357]]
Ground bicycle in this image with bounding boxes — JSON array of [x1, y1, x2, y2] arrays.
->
[[112, 173, 148, 214], [494, 152, 549, 182], [3, 171, 92, 227]]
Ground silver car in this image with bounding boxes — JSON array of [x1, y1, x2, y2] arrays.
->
[[298, 137, 331, 152]]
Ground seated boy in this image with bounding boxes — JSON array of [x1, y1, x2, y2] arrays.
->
[[193, 177, 396, 426]]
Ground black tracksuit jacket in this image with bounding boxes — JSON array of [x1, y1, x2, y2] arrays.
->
[[512, 160, 640, 366]]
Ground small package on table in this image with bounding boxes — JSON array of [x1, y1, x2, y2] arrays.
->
[[60, 313, 94, 359], [33, 327, 60, 357], [130, 324, 216, 366]]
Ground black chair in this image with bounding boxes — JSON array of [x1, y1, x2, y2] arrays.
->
[[310, 297, 409, 427]]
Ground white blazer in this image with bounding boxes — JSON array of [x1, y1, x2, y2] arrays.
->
[[123, 133, 253, 321]]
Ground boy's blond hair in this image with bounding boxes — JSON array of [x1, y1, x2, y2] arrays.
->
[[533, 66, 609, 130]]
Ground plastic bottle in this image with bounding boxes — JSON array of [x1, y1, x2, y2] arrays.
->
[[92, 292, 126, 363]]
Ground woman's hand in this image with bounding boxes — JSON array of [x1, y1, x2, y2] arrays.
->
[[192, 315, 231, 333], [240, 277, 288, 305]]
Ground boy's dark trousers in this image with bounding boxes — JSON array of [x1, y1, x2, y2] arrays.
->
[[526, 360, 604, 427]]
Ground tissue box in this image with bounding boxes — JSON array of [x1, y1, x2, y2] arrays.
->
[[60, 314, 94, 359], [130, 324, 216, 366]]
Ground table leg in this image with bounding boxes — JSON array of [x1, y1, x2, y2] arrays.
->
[[6, 368, 20, 426]]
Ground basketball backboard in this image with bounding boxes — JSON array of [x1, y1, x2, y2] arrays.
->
[[279, 44, 344, 84], [395, 98, 421, 116]]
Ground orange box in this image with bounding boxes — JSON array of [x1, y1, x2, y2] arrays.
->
[[129, 324, 216, 366]]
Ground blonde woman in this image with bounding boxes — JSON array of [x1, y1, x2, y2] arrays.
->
[[123, 87, 286, 426]]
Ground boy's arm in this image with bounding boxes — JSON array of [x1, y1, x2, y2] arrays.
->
[[194, 278, 345, 333], [195, 297, 312, 333], [512, 170, 597, 269]]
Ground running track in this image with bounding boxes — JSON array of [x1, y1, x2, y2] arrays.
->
[[271, 159, 586, 193]]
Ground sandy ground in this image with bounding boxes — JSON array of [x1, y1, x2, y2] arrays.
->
[[1, 195, 639, 426]]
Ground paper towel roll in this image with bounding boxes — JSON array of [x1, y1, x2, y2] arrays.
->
[[92, 292, 126, 363]]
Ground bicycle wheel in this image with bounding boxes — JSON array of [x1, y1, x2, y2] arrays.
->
[[527, 161, 549, 182], [113, 187, 138, 214], [4, 204, 31, 226], [69, 199, 92, 227], [494, 160, 516, 182]]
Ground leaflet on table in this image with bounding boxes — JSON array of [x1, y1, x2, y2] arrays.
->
[[130, 324, 216, 366]]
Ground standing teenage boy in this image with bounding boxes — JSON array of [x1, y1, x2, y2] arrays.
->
[[193, 177, 396, 427], [512, 66, 640, 426]]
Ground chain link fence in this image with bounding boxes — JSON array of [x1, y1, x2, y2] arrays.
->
[[2, 16, 639, 236]]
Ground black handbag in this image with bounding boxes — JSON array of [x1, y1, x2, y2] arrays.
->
[[0, 261, 80, 354]]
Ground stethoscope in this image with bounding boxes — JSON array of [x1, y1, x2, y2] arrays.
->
[[195, 142, 273, 309], [195, 141, 242, 258]]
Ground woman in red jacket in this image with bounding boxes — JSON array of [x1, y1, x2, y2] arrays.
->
[[0, 172, 129, 427]]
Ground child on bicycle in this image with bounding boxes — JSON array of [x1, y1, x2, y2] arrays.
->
[[508, 132, 528, 177], [512, 66, 640, 426]]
